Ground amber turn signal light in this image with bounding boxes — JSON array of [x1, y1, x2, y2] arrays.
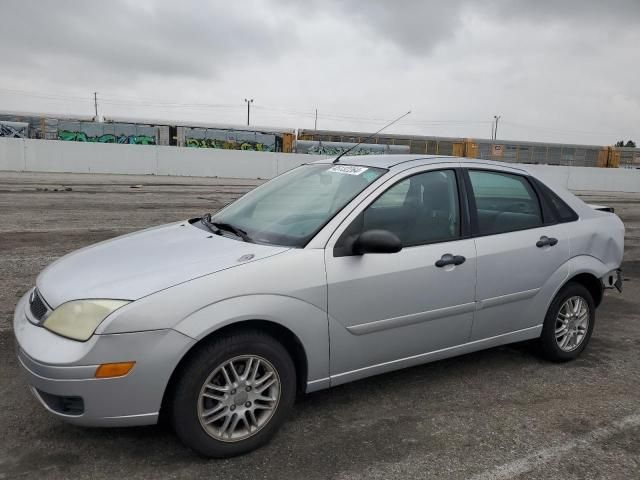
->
[[94, 361, 136, 378]]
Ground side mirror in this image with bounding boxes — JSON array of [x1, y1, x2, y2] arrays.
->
[[352, 229, 402, 255]]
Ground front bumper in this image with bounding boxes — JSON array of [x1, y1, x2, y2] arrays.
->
[[14, 290, 195, 427]]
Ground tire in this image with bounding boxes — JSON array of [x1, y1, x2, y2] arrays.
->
[[170, 330, 296, 458], [539, 282, 596, 362]]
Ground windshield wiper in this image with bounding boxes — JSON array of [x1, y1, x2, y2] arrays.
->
[[214, 222, 253, 243], [200, 213, 222, 235], [201, 213, 253, 243]]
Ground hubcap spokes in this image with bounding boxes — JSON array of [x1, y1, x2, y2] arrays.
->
[[555, 296, 589, 352], [197, 355, 280, 442]]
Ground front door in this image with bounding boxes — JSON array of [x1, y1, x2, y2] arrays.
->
[[324, 167, 477, 384]]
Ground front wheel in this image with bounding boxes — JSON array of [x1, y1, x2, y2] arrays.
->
[[539, 282, 595, 361], [170, 330, 296, 457]]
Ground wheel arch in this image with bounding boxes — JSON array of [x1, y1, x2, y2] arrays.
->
[[160, 318, 309, 422], [563, 272, 603, 307], [564, 254, 613, 307], [159, 294, 331, 421]]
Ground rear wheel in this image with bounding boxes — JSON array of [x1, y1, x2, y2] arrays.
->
[[170, 330, 296, 457], [539, 282, 595, 361]]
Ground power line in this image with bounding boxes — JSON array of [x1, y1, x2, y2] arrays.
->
[[0, 87, 243, 110], [98, 100, 243, 109], [1, 86, 630, 139], [0, 87, 92, 102], [252, 104, 492, 126], [0, 87, 491, 126]]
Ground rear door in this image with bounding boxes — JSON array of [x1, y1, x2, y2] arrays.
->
[[464, 167, 570, 340]]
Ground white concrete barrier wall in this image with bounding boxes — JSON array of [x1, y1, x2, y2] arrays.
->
[[522, 164, 571, 190], [0, 137, 26, 171], [523, 164, 640, 193], [0, 137, 318, 180], [24, 139, 159, 175], [1, 137, 639, 193]]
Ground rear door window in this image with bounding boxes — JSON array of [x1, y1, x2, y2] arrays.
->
[[468, 170, 543, 235]]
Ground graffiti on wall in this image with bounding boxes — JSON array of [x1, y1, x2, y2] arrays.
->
[[295, 140, 410, 156], [185, 138, 275, 151], [0, 121, 28, 138], [58, 130, 156, 145], [306, 144, 380, 156], [184, 127, 278, 151]]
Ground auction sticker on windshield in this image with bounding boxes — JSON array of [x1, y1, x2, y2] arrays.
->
[[328, 165, 369, 175]]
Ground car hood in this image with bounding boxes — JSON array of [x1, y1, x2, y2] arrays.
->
[[37, 221, 289, 307]]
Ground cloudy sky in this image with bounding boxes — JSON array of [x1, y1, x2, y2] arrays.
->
[[1, 0, 639, 145]]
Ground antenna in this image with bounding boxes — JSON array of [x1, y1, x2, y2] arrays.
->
[[333, 110, 411, 164]]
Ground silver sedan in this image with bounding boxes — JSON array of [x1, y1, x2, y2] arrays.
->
[[14, 155, 624, 457]]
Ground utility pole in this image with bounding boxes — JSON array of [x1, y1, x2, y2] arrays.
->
[[493, 115, 501, 140], [314, 108, 318, 131], [244, 98, 253, 126], [93, 92, 99, 121]]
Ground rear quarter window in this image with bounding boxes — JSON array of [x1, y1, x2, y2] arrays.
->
[[535, 180, 579, 223]]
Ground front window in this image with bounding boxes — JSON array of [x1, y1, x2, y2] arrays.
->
[[335, 169, 461, 253], [211, 164, 386, 247], [363, 169, 460, 246]]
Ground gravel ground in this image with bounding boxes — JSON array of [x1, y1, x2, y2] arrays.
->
[[0, 171, 638, 480]]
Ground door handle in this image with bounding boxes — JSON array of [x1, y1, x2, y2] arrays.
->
[[536, 236, 558, 248], [435, 253, 466, 268]]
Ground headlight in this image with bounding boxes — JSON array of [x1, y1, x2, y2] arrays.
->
[[43, 299, 130, 341]]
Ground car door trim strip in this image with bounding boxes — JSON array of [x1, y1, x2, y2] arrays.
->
[[477, 288, 540, 310], [345, 288, 540, 336], [346, 301, 477, 335]]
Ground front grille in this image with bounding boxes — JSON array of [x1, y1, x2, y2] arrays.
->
[[29, 289, 48, 321]]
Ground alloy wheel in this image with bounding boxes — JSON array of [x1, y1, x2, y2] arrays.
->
[[197, 355, 281, 442], [555, 296, 590, 352]]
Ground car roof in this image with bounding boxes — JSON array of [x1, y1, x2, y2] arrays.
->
[[310, 154, 529, 173]]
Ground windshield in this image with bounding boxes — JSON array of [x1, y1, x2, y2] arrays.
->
[[211, 164, 386, 247]]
